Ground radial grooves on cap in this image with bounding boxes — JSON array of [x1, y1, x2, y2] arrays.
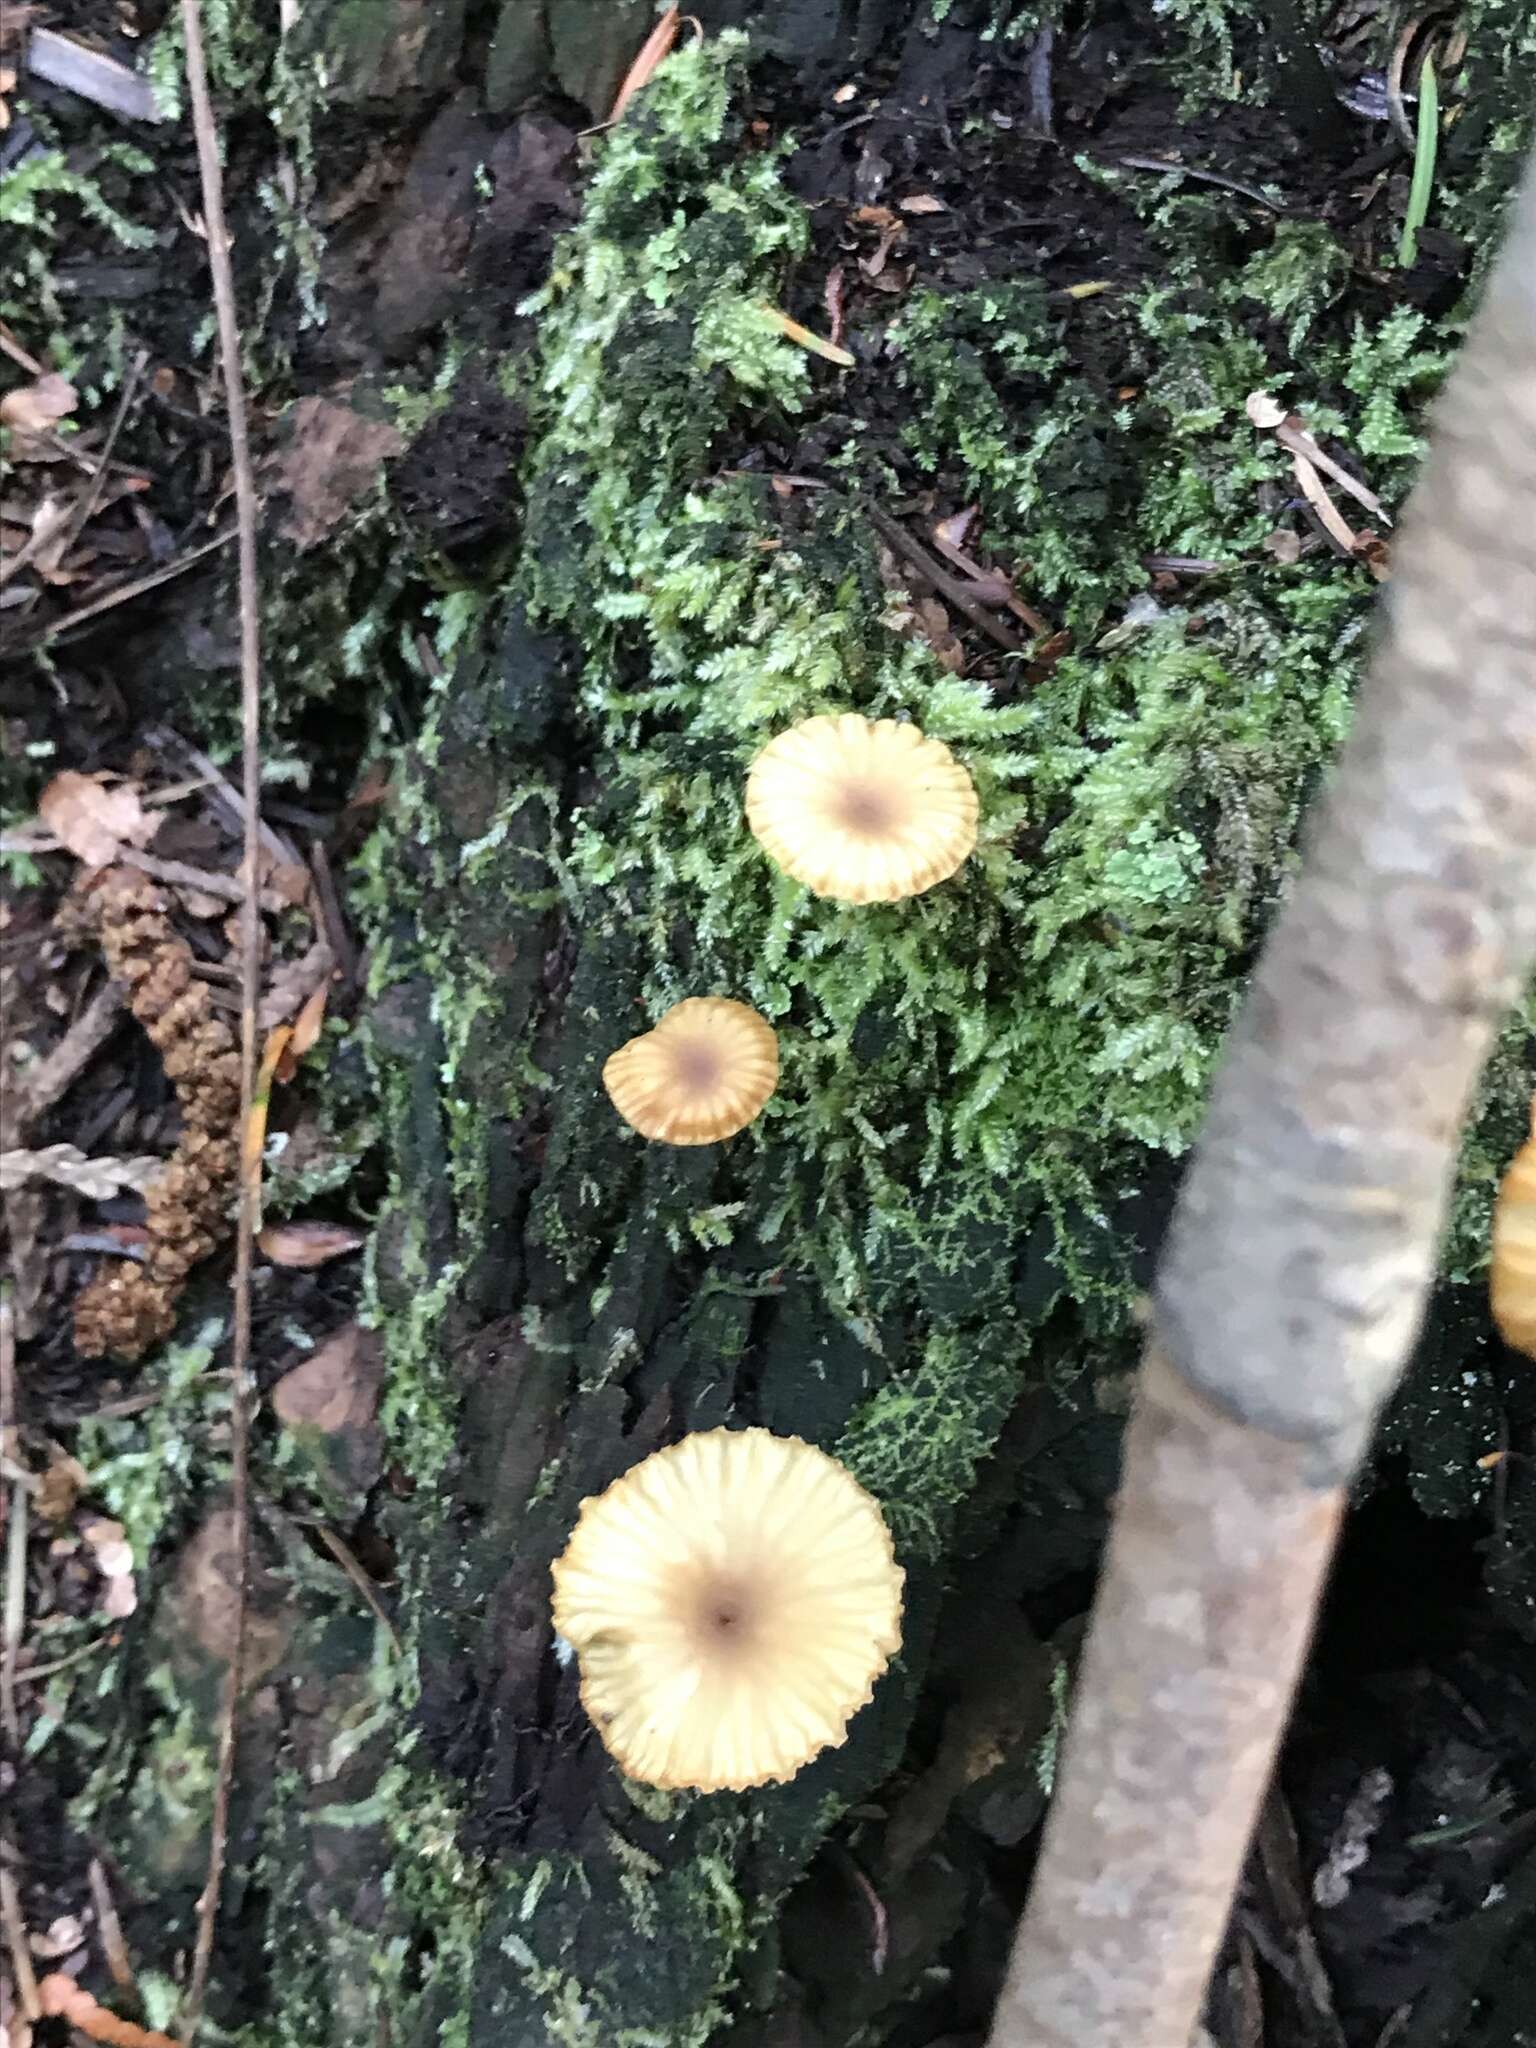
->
[[602, 996, 779, 1145], [551, 1426, 905, 1792], [745, 712, 978, 904]]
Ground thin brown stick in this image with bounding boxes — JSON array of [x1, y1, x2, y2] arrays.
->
[[30, 350, 150, 600], [9, 985, 124, 1142], [987, 146, 1536, 2048], [118, 848, 250, 905], [143, 727, 297, 868], [175, 0, 262, 2035], [88, 1857, 138, 1992], [0, 1863, 42, 2022], [0, 528, 237, 655], [0, 1298, 16, 1466], [0, 321, 47, 376], [304, 1520, 400, 1653], [1, 1477, 25, 1749], [865, 503, 1027, 655]]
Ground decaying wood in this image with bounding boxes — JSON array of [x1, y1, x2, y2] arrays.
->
[[989, 147, 1536, 2048]]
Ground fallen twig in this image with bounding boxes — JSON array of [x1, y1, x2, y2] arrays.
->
[[2, 528, 237, 654], [0, 1299, 16, 1468], [175, 0, 263, 2034], [25, 350, 150, 610], [278, 1512, 399, 1652], [0, 320, 46, 377], [0, 1861, 42, 2024], [24, 27, 163, 121], [119, 847, 251, 905], [8, 983, 124, 1139], [1113, 151, 1285, 212], [144, 726, 298, 869], [88, 1858, 138, 1992], [0, 1145, 162, 1199], [866, 503, 1027, 655], [1, 1472, 24, 1748]]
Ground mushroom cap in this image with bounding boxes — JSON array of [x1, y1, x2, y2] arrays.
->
[[602, 997, 779, 1145], [745, 712, 979, 904], [551, 1427, 904, 1792]]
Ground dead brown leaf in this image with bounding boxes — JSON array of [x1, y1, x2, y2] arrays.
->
[[271, 1322, 382, 1435], [0, 371, 77, 433], [37, 771, 161, 867], [288, 978, 329, 1061], [271, 1322, 385, 1495], [258, 939, 334, 1035], [268, 394, 405, 549], [859, 223, 904, 280], [916, 596, 966, 673], [35, 1448, 88, 1525], [257, 1219, 366, 1268], [261, 855, 312, 908], [168, 1508, 291, 1688], [934, 505, 979, 551]]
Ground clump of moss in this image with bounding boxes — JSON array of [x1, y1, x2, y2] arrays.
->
[[343, 22, 1536, 2043]]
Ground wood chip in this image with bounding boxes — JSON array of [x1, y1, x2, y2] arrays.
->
[[24, 28, 163, 121]]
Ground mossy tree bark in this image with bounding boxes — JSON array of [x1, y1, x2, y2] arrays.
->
[[58, 12, 1536, 2047]]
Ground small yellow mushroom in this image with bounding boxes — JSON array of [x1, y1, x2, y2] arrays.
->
[[1492, 1096, 1536, 1358], [602, 997, 778, 1145], [745, 712, 978, 904], [551, 1427, 904, 1792]]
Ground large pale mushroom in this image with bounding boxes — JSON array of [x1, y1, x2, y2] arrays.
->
[[745, 712, 978, 904], [551, 1427, 904, 1792]]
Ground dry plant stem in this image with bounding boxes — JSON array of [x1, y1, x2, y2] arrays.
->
[[88, 1858, 137, 1991], [989, 149, 1536, 2048], [42, 349, 149, 585], [865, 502, 1026, 655], [0, 1863, 42, 2022], [8, 983, 124, 1140], [0, 1298, 15, 1463], [1, 1477, 26, 1749], [1, 529, 237, 656], [176, 0, 262, 2036]]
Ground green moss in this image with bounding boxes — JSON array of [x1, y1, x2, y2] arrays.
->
[[75, 1320, 227, 1561], [0, 146, 155, 336], [48, 16, 1536, 2046]]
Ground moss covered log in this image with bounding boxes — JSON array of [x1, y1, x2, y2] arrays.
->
[[14, 7, 1536, 2045]]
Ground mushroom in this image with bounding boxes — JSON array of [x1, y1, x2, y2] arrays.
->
[[745, 712, 979, 904], [551, 1427, 904, 1791], [602, 996, 778, 1145]]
